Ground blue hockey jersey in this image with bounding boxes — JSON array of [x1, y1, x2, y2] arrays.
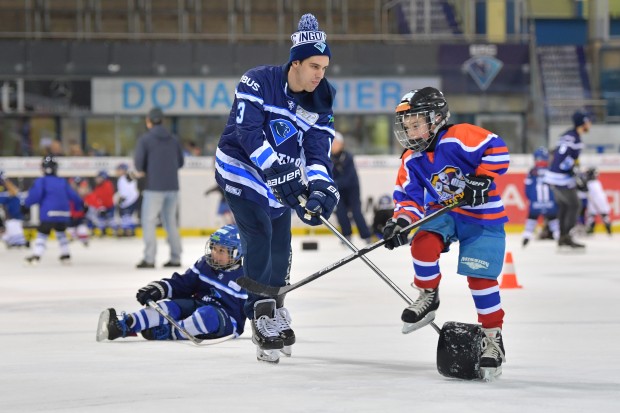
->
[[393, 124, 510, 225], [24, 176, 83, 223], [158, 257, 248, 336], [524, 166, 556, 212], [544, 129, 584, 188], [215, 63, 336, 215]]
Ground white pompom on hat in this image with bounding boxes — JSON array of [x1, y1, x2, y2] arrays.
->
[[289, 13, 331, 63]]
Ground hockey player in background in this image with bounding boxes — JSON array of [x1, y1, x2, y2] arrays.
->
[[583, 167, 612, 235], [67, 177, 91, 246], [543, 110, 590, 248], [114, 163, 140, 237], [215, 14, 339, 363], [0, 170, 29, 248], [23, 156, 83, 264], [383, 87, 509, 380], [522, 147, 559, 247], [96, 225, 247, 342], [371, 194, 394, 239], [84, 170, 115, 237]]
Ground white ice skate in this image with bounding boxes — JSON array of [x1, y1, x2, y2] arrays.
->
[[480, 327, 506, 381]]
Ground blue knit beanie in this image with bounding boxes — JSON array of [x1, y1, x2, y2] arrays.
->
[[289, 14, 331, 63]]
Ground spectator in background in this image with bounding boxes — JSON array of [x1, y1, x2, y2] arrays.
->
[[183, 140, 202, 156], [133, 107, 184, 269], [330, 131, 372, 244], [67, 139, 84, 156], [543, 110, 590, 249]]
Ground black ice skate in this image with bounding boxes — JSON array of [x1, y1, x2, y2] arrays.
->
[[252, 299, 283, 363], [401, 287, 439, 334], [275, 307, 295, 357], [558, 235, 585, 249], [96, 308, 135, 341], [480, 327, 506, 381], [24, 255, 40, 265], [59, 254, 71, 265]]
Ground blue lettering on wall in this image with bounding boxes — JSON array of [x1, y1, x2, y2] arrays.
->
[[152, 80, 176, 109], [357, 81, 373, 109], [211, 82, 233, 109], [123, 81, 144, 109], [381, 82, 402, 109], [183, 82, 205, 108]]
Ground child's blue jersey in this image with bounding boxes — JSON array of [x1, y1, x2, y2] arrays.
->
[[525, 166, 557, 214], [216, 63, 336, 215], [24, 176, 83, 223], [158, 257, 248, 336]]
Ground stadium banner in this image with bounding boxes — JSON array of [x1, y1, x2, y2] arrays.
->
[[91, 77, 440, 115]]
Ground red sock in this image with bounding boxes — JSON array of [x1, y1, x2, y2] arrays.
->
[[467, 277, 504, 329], [411, 231, 444, 289]]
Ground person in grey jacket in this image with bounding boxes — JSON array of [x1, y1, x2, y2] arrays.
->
[[133, 107, 184, 269]]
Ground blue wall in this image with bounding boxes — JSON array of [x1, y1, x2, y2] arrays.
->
[[535, 19, 588, 45]]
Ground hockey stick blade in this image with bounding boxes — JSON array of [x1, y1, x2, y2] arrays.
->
[[237, 200, 464, 297]]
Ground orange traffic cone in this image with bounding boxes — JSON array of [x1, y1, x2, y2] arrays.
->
[[499, 251, 522, 289]]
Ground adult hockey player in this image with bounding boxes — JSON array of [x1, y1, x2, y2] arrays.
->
[[96, 225, 247, 342], [23, 156, 83, 264], [522, 147, 559, 246], [383, 87, 509, 380], [215, 13, 339, 363], [543, 110, 590, 248]]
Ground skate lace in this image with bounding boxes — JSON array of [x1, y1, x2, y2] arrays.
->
[[275, 307, 292, 332], [256, 316, 280, 338], [407, 288, 436, 315], [481, 334, 506, 362]]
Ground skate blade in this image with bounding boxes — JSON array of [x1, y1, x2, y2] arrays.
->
[[256, 348, 280, 364], [280, 345, 292, 357], [402, 313, 435, 334], [480, 366, 502, 382], [96, 310, 110, 342]]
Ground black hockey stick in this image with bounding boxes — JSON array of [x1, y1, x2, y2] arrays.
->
[[146, 300, 234, 345], [236, 201, 464, 297], [319, 216, 442, 334]]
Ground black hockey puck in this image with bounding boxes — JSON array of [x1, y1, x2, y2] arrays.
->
[[301, 241, 318, 250], [436, 321, 485, 380]]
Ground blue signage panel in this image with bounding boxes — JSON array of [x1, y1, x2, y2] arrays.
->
[[92, 77, 440, 115]]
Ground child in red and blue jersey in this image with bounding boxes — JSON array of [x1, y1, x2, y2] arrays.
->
[[383, 87, 509, 380]]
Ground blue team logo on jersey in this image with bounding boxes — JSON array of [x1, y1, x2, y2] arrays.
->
[[463, 55, 503, 91], [269, 119, 298, 146]]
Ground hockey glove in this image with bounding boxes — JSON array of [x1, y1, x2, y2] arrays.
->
[[294, 205, 322, 226], [264, 163, 306, 208], [382, 217, 412, 250], [305, 181, 340, 219], [462, 174, 493, 207], [136, 282, 169, 306]]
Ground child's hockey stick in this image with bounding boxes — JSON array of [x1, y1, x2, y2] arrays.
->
[[236, 201, 464, 298]]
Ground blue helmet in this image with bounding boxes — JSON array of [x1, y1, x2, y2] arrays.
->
[[97, 170, 109, 180], [533, 146, 549, 162], [205, 225, 243, 270]]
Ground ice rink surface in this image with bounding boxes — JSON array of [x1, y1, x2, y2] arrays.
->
[[1, 232, 619, 413]]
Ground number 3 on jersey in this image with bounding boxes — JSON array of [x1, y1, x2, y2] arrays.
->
[[236, 101, 246, 124]]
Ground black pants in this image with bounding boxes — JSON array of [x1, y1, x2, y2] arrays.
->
[[550, 186, 580, 237]]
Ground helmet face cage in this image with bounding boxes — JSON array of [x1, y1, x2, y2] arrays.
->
[[394, 109, 438, 153], [394, 87, 450, 153], [205, 225, 243, 270]]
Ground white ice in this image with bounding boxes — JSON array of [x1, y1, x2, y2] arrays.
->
[[1, 233, 619, 412]]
